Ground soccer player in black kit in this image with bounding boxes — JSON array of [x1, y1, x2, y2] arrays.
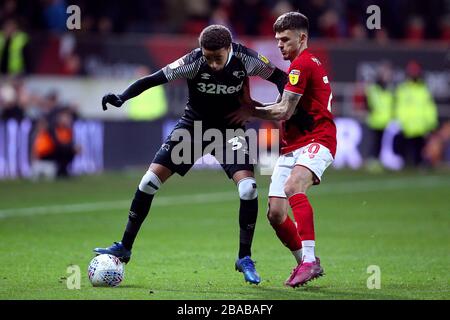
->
[[94, 25, 287, 284]]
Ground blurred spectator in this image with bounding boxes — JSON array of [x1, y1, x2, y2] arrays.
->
[[423, 121, 450, 168], [374, 28, 389, 44], [318, 9, 340, 38], [0, 0, 447, 40], [36, 90, 79, 128], [440, 14, 450, 41], [0, 18, 30, 75], [60, 51, 82, 75], [364, 61, 394, 171], [395, 60, 438, 167], [40, 90, 62, 123], [51, 109, 79, 177], [59, 33, 83, 75], [349, 23, 368, 40], [265, 1, 294, 36], [209, 1, 233, 32], [0, 77, 29, 121], [41, 0, 68, 33], [179, 0, 211, 35], [0, 0, 18, 22], [31, 108, 79, 179], [31, 117, 57, 180], [97, 16, 113, 34], [230, 0, 268, 36], [272, 1, 294, 19], [405, 16, 425, 42]]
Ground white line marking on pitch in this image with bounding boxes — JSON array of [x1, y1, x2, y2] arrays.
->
[[0, 175, 448, 219]]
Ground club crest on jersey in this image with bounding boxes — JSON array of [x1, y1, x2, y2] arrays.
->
[[168, 58, 185, 69], [258, 54, 270, 64], [233, 71, 245, 79], [161, 143, 170, 152], [289, 69, 300, 85]]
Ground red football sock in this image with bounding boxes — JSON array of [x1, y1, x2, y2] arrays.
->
[[288, 193, 315, 241], [270, 215, 302, 251]]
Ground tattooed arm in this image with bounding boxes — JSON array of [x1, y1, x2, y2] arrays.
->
[[253, 90, 301, 120]]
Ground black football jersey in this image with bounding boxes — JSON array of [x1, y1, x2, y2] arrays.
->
[[162, 42, 280, 128]]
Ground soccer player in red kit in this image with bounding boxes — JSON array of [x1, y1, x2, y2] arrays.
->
[[229, 12, 336, 287]]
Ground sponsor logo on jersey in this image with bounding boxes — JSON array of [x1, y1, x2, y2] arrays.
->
[[258, 54, 270, 64], [289, 69, 300, 85], [168, 58, 185, 69], [197, 81, 243, 94], [323, 76, 329, 84], [311, 57, 321, 66], [233, 71, 245, 79], [201, 73, 211, 80]]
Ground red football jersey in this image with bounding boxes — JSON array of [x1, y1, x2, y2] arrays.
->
[[281, 49, 336, 156]]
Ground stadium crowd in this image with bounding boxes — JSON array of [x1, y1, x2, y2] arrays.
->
[[0, 0, 449, 40], [0, 77, 80, 179]]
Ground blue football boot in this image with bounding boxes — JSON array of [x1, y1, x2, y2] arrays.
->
[[235, 256, 261, 284], [93, 241, 131, 263]]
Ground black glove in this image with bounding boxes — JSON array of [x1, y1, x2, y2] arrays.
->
[[102, 93, 124, 111]]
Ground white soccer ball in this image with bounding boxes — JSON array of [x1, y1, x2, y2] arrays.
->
[[88, 254, 124, 287]]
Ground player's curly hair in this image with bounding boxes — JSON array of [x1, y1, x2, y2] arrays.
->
[[199, 25, 232, 51], [273, 12, 309, 34]]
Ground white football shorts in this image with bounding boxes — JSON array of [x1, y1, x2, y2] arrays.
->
[[268, 143, 334, 198]]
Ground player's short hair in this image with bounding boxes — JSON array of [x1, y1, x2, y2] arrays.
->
[[199, 25, 232, 51], [273, 12, 309, 34]]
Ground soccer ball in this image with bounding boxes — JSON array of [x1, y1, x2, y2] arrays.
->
[[88, 254, 124, 287]]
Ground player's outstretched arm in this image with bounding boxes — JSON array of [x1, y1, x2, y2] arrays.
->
[[254, 90, 301, 121], [228, 77, 264, 125], [228, 78, 286, 125], [102, 70, 168, 111]]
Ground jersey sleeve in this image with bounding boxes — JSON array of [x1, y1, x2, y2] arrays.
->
[[235, 44, 276, 79], [162, 49, 204, 81], [284, 58, 310, 95]]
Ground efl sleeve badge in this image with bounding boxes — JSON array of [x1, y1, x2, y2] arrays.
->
[[258, 54, 270, 64], [289, 69, 300, 85]]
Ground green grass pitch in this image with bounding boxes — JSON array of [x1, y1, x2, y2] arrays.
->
[[0, 168, 449, 300]]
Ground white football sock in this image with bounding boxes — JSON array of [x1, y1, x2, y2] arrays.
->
[[301, 240, 316, 263]]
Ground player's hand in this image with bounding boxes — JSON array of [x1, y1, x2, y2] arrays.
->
[[102, 93, 124, 111], [227, 104, 255, 126]]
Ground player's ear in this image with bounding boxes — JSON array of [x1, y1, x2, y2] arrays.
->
[[300, 31, 308, 43]]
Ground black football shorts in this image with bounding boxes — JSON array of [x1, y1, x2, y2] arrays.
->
[[152, 121, 254, 178]]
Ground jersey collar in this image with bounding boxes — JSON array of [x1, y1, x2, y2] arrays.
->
[[225, 45, 233, 67]]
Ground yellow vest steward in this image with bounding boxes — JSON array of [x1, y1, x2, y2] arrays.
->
[[0, 31, 29, 75], [128, 85, 168, 121], [365, 83, 394, 130], [395, 80, 438, 138]]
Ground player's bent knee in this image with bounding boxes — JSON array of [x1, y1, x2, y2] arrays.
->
[[138, 170, 162, 195], [237, 177, 258, 200]]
